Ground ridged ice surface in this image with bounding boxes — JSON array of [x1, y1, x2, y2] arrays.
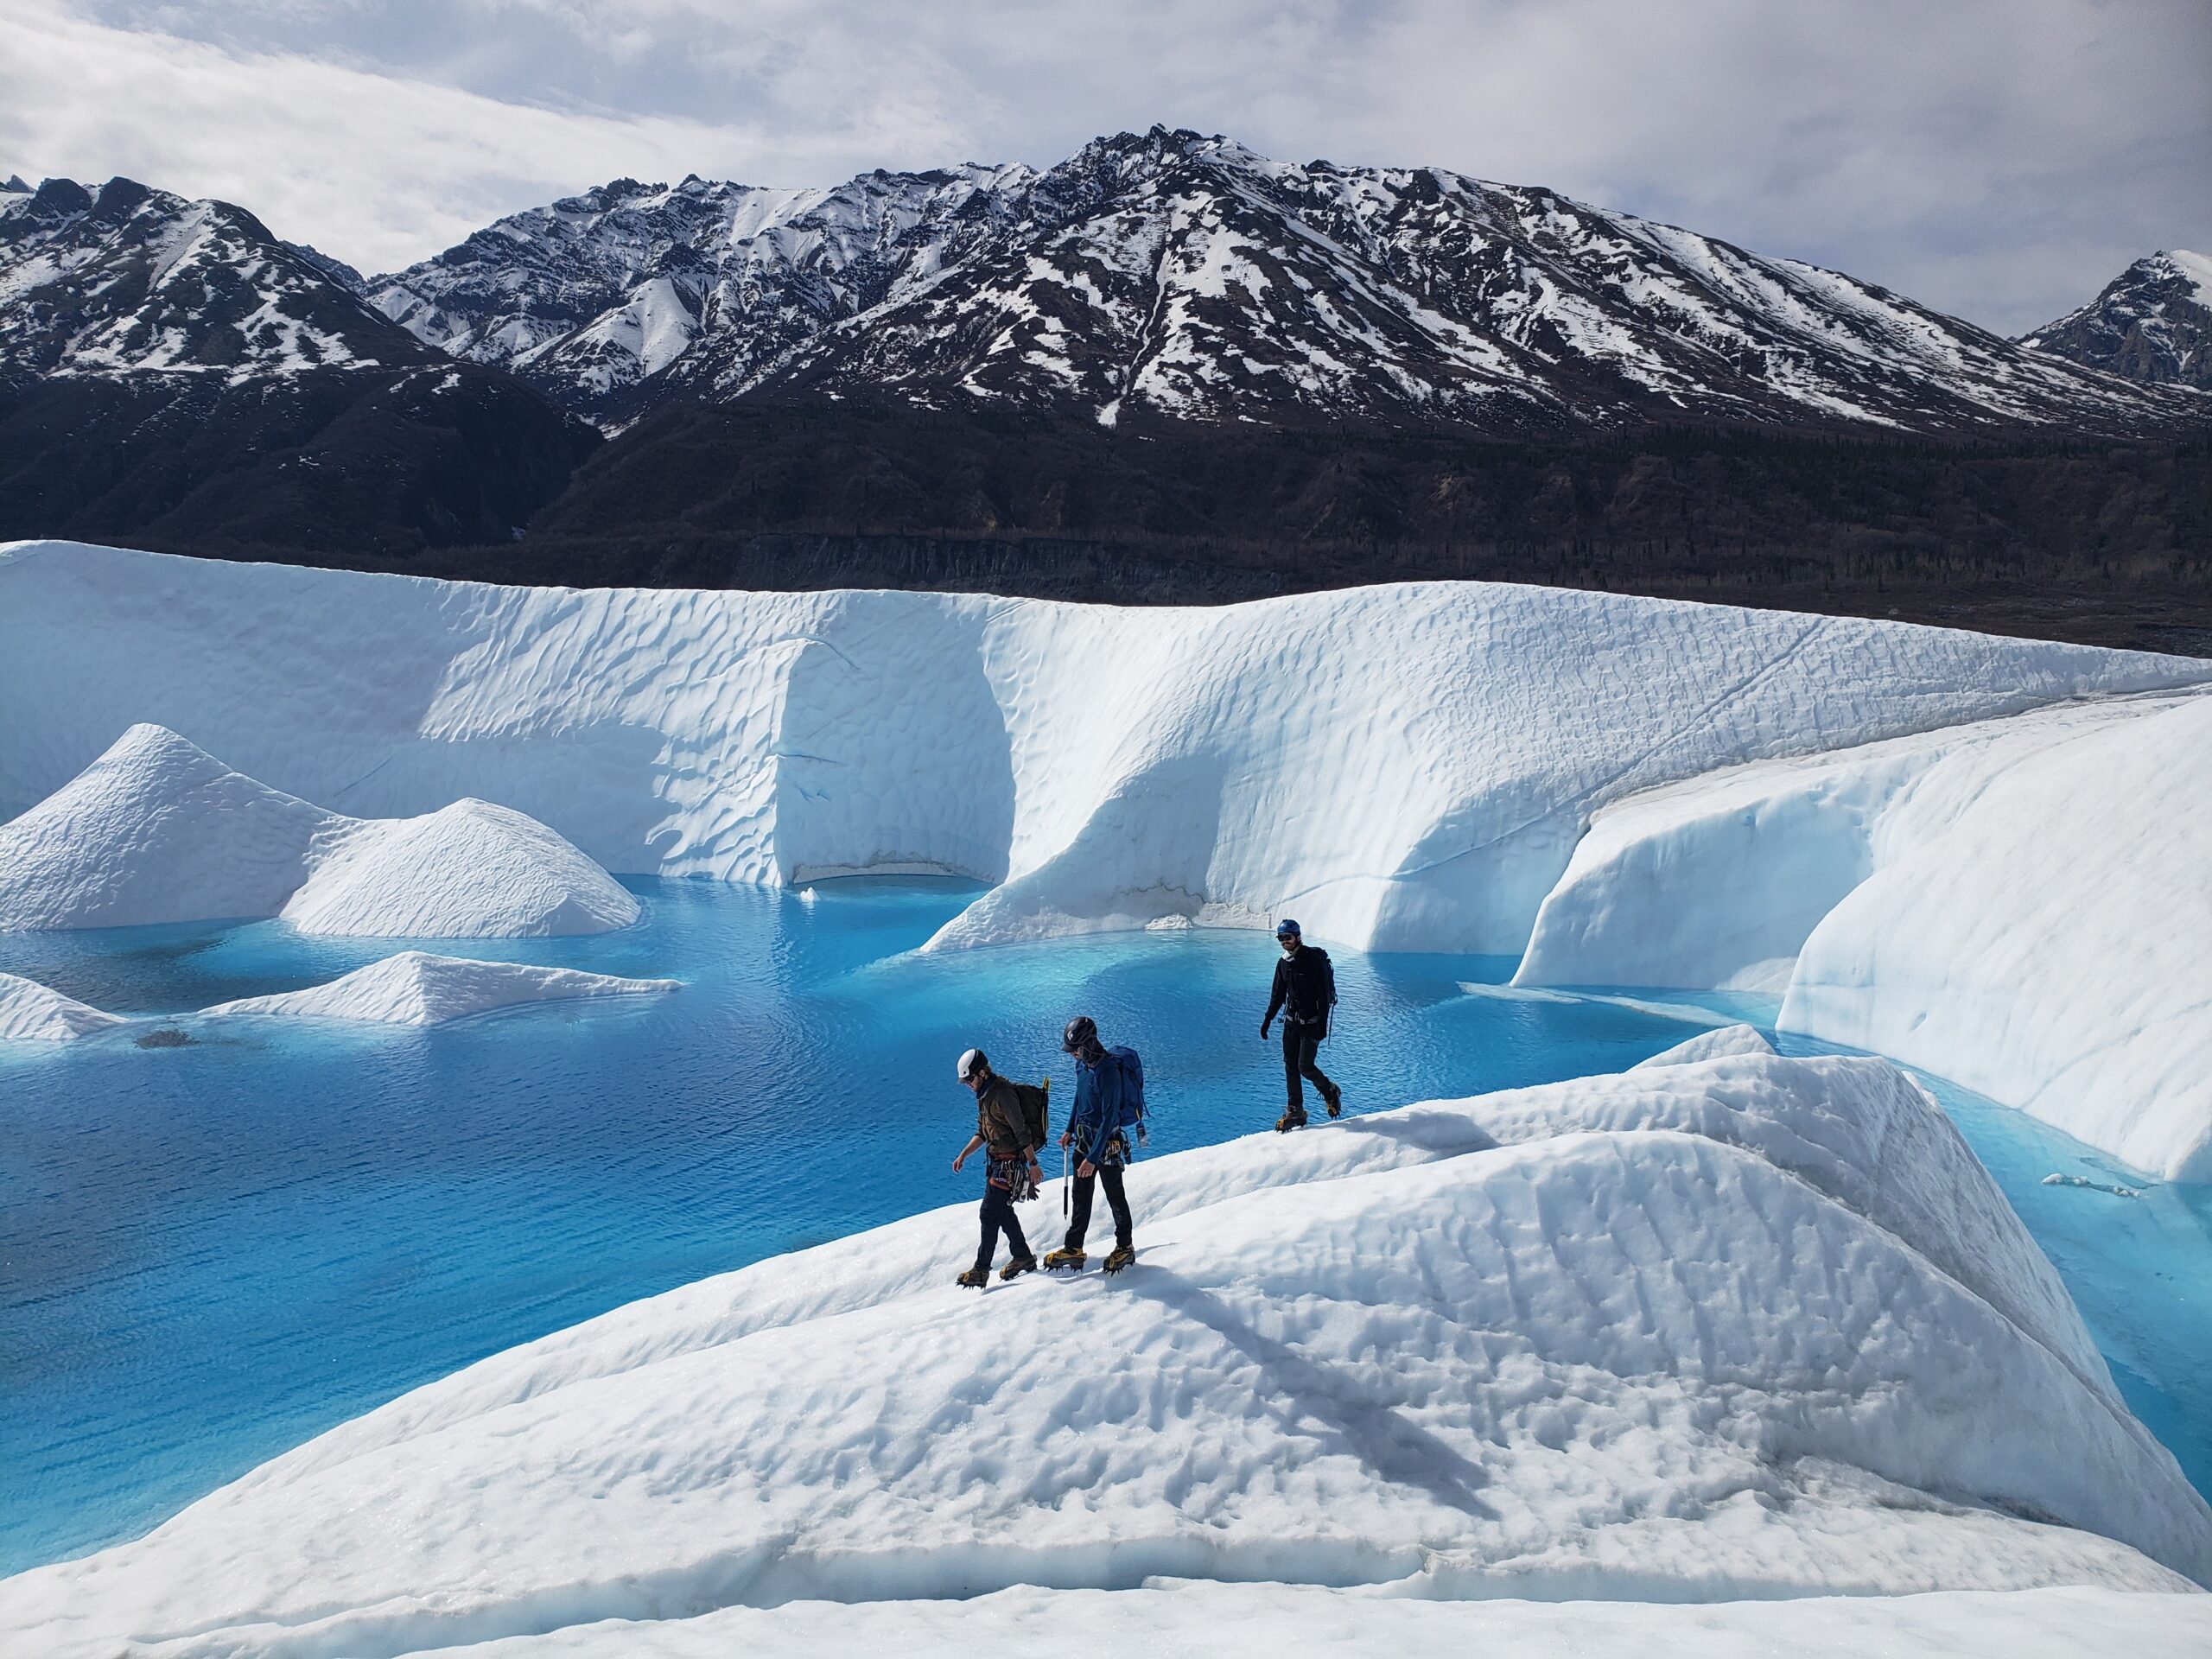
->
[[3, 1052, 2205, 1658]]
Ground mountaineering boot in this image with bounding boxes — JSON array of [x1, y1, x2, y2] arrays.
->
[[1275, 1104, 1308, 1133], [1042, 1247, 1088, 1271], [1103, 1244, 1137, 1274], [1000, 1255, 1038, 1282], [956, 1267, 989, 1288], [1325, 1085, 1344, 1119]]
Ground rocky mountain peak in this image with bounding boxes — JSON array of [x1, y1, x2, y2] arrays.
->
[[2021, 251, 2212, 391]]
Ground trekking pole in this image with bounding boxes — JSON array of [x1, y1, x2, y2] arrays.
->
[[1063, 1139, 1070, 1218]]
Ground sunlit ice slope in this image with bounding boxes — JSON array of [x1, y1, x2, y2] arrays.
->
[[1516, 689, 2212, 1179], [3, 1052, 2209, 1658], [3, 541, 2202, 963]]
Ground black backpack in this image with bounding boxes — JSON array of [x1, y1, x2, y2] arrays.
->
[[1007, 1077, 1051, 1151]]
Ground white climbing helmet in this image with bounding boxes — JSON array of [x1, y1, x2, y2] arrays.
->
[[957, 1047, 985, 1082]]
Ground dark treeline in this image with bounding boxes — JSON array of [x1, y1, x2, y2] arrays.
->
[[11, 394, 2209, 652]]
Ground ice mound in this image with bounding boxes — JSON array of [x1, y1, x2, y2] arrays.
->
[[283, 799, 641, 937], [1630, 1022, 1777, 1069], [0, 724, 639, 938], [6, 1053, 2203, 1656], [199, 952, 678, 1027], [1516, 690, 2212, 1180], [0, 721, 330, 931], [0, 970, 124, 1040]]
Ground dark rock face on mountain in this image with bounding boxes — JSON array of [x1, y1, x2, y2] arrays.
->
[[2021, 251, 2212, 391], [369, 128, 2200, 439], [0, 178, 596, 555]]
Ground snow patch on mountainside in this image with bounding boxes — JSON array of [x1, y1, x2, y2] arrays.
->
[[0, 721, 637, 937], [2, 1052, 2203, 1657]]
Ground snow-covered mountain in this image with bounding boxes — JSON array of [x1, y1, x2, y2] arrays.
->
[[0, 175, 428, 383], [365, 164, 1036, 420], [0, 175, 597, 555], [368, 128, 2201, 435], [2020, 251, 2212, 391]]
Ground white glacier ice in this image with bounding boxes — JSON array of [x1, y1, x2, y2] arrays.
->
[[196, 952, 679, 1027], [3, 542, 2202, 959], [295, 1583, 2212, 1658], [1630, 1022, 1777, 1069], [3, 1052, 2205, 1656], [5, 540, 2208, 1171], [0, 969, 125, 1040], [1516, 690, 2212, 1179], [0, 721, 639, 938]]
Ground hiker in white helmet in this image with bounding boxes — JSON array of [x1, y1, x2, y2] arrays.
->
[[950, 1046, 1046, 1287]]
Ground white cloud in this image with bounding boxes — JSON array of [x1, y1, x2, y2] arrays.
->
[[6, 0, 2208, 331]]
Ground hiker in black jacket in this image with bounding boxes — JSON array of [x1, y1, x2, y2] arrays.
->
[[1261, 918, 1342, 1132]]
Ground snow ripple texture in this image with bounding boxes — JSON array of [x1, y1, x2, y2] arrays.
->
[[3, 1052, 2206, 1656], [0, 720, 639, 937]]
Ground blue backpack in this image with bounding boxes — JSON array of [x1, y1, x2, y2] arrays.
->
[[1106, 1045, 1148, 1146]]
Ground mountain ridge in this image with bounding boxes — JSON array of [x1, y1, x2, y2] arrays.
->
[[362, 127, 2204, 439]]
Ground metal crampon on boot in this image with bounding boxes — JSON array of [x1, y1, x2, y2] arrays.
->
[[1275, 1104, 1308, 1133], [999, 1255, 1038, 1281], [1042, 1247, 1087, 1271], [1103, 1244, 1137, 1274], [955, 1267, 989, 1288]]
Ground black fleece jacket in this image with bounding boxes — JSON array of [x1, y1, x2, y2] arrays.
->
[[1265, 944, 1337, 1035]]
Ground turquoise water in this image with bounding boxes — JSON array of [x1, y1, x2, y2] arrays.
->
[[1, 880, 2204, 1575]]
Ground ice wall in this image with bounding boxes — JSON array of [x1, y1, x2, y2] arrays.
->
[[1515, 691, 2212, 1180], [5, 541, 2202, 957]]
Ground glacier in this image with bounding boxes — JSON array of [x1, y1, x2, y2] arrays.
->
[[3, 538, 2209, 1177], [3, 1051, 2206, 1656], [0, 721, 639, 938], [6, 537, 2212, 1649]]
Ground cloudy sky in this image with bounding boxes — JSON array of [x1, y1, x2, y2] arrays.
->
[[3, 0, 2206, 334]]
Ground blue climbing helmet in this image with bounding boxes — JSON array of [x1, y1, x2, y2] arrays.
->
[[1275, 918, 1300, 941]]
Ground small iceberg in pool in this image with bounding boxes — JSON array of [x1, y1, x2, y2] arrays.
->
[[2044, 1173, 2143, 1198], [200, 953, 680, 1027], [0, 954, 679, 1039]]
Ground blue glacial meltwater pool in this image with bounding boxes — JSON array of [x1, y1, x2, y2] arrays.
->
[[3, 878, 2207, 1573]]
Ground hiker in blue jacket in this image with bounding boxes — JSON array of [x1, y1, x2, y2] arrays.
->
[[1043, 1015, 1137, 1274]]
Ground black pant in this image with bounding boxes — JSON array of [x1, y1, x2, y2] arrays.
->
[[977, 1175, 1032, 1272], [1065, 1160, 1133, 1252], [1281, 1022, 1338, 1110]]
